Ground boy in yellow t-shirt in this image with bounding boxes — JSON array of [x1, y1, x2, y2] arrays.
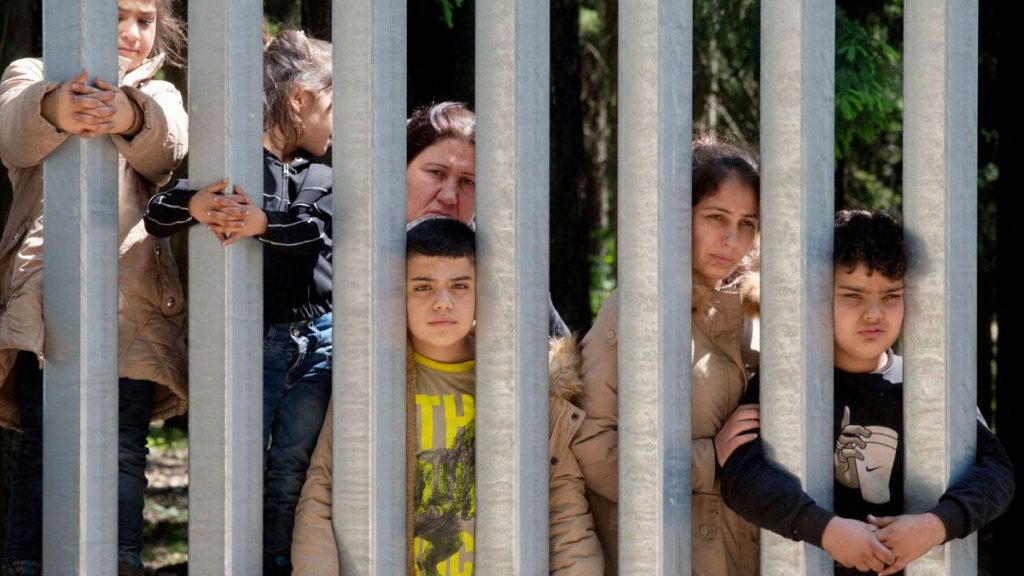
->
[[291, 218, 603, 575]]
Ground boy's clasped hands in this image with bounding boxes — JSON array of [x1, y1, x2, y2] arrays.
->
[[717, 403, 947, 576], [188, 180, 268, 246], [822, 512, 946, 575]]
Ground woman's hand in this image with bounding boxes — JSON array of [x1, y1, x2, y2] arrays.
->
[[714, 403, 759, 467]]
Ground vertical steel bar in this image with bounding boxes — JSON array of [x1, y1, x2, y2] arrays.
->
[[903, 0, 978, 574], [332, 0, 408, 573], [759, 1, 835, 574], [41, 0, 118, 572], [475, 0, 550, 572], [186, 0, 264, 572], [616, 0, 691, 574]]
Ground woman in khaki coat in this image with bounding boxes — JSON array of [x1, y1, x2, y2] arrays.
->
[[0, 1, 188, 573], [572, 134, 763, 576]]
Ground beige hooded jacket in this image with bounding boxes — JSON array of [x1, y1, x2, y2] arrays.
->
[[572, 276, 761, 576], [0, 56, 188, 428]]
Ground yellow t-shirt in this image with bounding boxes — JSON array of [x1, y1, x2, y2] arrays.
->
[[412, 353, 476, 576]]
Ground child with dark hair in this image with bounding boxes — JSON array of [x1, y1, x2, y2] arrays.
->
[[291, 218, 604, 575], [719, 210, 1014, 575], [143, 28, 334, 574]]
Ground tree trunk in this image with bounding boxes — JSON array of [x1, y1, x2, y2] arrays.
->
[[301, 0, 331, 41], [407, 0, 474, 112], [549, 0, 591, 332], [992, 0, 1020, 572]]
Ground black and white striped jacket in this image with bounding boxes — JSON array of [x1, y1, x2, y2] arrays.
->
[[144, 148, 333, 323]]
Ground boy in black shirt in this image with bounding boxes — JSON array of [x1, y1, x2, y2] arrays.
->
[[718, 210, 1014, 575]]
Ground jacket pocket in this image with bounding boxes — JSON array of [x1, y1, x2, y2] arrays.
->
[[152, 238, 185, 318], [692, 492, 720, 541]]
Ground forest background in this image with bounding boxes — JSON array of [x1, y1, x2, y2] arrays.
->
[[0, 0, 1019, 573]]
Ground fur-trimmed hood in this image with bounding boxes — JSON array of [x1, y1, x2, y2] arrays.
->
[[693, 269, 761, 321], [549, 335, 585, 402]]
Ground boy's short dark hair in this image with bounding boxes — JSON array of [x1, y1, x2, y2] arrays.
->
[[834, 209, 907, 280], [407, 218, 476, 262]]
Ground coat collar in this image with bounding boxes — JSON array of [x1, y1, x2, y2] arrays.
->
[[122, 53, 165, 88]]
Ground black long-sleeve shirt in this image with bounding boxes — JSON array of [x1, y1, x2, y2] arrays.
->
[[144, 149, 333, 323], [721, 352, 1015, 575]]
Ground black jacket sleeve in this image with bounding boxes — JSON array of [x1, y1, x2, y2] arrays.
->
[[143, 178, 197, 237], [927, 414, 1015, 542], [257, 172, 332, 255], [720, 375, 836, 547]]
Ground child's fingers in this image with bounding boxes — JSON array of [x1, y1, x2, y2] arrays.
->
[[871, 537, 896, 565], [208, 222, 242, 234], [231, 185, 257, 203], [73, 111, 114, 125], [867, 514, 896, 528], [74, 105, 116, 119], [199, 179, 230, 194], [93, 77, 115, 91], [221, 234, 243, 247], [71, 96, 109, 111], [227, 191, 253, 205], [206, 210, 247, 223]]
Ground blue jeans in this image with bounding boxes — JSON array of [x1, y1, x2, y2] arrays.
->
[[3, 351, 154, 567], [262, 312, 333, 562]]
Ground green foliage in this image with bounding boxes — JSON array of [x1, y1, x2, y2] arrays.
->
[[147, 421, 187, 451], [835, 7, 902, 160], [693, 0, 760, 144], [589, 228, 616, 316], [436, 0, 466, 29]]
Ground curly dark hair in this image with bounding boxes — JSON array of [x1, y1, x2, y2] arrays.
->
[[407, 102, 476, 165], [692, 132, 759, 207], [834, 210, 906, 280]]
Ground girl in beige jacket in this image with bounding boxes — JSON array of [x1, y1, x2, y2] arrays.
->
[[572, 134, 763, 576], [0, 1, 188, 573]]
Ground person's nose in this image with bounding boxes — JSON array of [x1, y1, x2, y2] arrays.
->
[[722, 223, 739, 248], [433, 289, 454, 311], [863, 300, 882, 322], [436, 178, 458, 207], [120, 20, 139, 45]]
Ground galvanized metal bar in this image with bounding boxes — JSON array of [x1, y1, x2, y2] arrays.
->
[[332, 0, 408, 573], [616, 0, 691, 573], [903, 0, 978, 574], [41, 0, 119, 572], [475, 0, 550, 572], [186, 0, 264, 572], [759, 1, 835, 574]]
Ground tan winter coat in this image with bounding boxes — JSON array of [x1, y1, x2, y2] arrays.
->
[[291, 336, 605, 575], [572, 279, 760, 576], [0, 56, 188, 428]]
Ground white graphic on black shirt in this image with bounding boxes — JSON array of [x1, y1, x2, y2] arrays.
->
[[834, 405, 899, 504]]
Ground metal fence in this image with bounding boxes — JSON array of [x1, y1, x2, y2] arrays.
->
[[37, 0, 977, 573]]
